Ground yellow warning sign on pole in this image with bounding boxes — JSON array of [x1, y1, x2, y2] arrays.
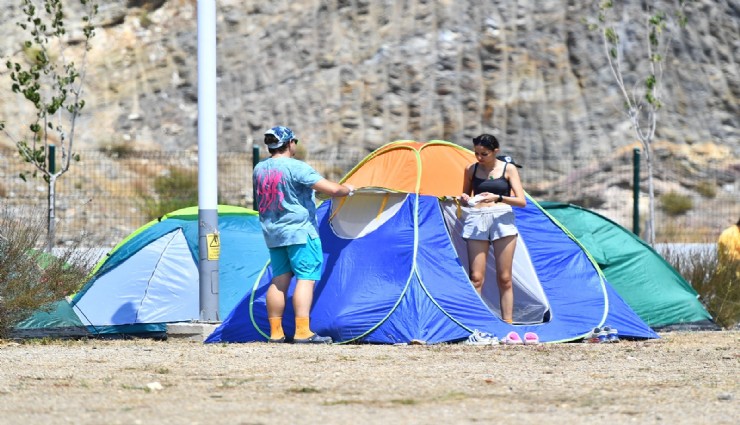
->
[[206, 233, 220, 260]]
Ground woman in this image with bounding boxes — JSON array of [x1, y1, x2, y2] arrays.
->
[[460, 133, 526, 330]]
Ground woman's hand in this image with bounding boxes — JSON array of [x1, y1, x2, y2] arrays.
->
[[460, 193, 470, 203], [477, 192, 496, 204]]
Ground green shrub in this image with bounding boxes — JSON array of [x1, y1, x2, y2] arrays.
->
[[660, 245, 740, 329], [99, 141, 136, 159], [659, 191, 693, 216], [138, 167, 199, 220], [695, 181, 717, 199], [0, 206, 95, 339]]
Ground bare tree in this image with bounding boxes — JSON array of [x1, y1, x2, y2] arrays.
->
[[588, 0, 691, 245], [0, 0, 98, 251]]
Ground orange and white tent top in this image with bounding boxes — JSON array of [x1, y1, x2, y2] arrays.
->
[[341, 140, 475, 197]]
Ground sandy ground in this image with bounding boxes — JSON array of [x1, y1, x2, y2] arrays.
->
[[0, 331, 737, 425]]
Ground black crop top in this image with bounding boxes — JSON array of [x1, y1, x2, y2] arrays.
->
[[471, 162, 511, 196]]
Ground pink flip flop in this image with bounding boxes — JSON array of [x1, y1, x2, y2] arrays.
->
[[503, 331, 523, 345], [523, 332, 540, 345]]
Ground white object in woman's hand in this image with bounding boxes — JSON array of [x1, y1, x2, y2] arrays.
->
[[467, 194, 486, 206]]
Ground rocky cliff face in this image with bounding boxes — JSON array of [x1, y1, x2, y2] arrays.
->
[[0, 0, 736, 244], [1, 0, 737, 161]]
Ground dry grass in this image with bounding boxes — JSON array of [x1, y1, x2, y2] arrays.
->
[[660, 245, 740, 329], [0, 206, 95, 338]]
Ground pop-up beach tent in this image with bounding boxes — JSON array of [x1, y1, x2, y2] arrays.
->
[[207, 140, 658, 344], [22, 205, 269, 338], [539, 202, 716, 330]]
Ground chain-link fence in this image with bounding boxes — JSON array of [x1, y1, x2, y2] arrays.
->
[[0, 146, 737, 247]]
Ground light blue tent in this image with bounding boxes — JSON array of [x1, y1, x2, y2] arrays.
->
[[69, 205, 269, 337], [207, 141, 657, 344]]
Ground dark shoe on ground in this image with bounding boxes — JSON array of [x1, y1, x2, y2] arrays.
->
[[267, 336, 286, 343], [293, 333, 332, 344]]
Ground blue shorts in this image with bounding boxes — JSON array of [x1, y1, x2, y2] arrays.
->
[[268, 236, 323, 281]]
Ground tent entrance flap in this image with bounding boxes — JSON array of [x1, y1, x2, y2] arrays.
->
[[329, 191, 408, 239], [441, 201, 551, 325]]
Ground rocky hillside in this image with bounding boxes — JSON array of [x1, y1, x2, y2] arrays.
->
[[0, 0, 736, 244], [0, 0, 737, 158]]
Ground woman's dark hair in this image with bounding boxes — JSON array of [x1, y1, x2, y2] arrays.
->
[[472, 134, 499, 150]]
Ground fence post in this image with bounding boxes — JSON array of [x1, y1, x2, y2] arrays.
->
[[48, 144, 55, 173], [633, 147, 640, 237], [252, 145, 260, 210], [47, 144, 56, 252]]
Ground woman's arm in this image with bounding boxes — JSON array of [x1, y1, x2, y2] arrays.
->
[[502, 166, 526, 207], [460, 164, 474, 202]]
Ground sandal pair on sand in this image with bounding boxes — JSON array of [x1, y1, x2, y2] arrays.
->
[[583, 326, 620, 343], [464, 330, 540, 345], [502, 331, 540, 345]]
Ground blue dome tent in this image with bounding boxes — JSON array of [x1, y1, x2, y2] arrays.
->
[[207, 141, 657, 344], [68, 205, 269, 337]]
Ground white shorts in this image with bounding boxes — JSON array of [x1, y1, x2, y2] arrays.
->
[[462, 204, 518, 242]]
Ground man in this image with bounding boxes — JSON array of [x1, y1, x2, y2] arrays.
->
[[253, 126, 354, 343]]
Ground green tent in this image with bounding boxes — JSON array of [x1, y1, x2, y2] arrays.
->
[[13, 299, 90, 338], [539, 202, 717, 330]]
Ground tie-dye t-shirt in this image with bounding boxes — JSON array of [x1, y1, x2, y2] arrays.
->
[[252, 157, 323, 248]]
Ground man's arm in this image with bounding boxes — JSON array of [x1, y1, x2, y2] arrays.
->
[[313, 179, 354, 197]]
